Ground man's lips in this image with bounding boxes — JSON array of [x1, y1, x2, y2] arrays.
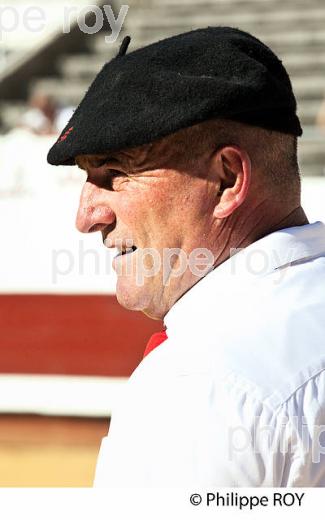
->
[[103, 236, 138, 257], [115, 245, 137, 257], [111, 244, 138, 271]]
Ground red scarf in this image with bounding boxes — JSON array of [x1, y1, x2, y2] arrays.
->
[[143, 330, 168, 358]]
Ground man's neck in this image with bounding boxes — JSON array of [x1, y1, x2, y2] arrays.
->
[[256, 206, 309, 240], [162, 206, 309, 320], [213, 205, 309, 269]]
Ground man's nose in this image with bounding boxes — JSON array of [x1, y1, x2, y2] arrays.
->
[[76, 182, 116, 233]]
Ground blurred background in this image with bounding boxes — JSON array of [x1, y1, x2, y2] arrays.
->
[[1, 0, 325, 486]]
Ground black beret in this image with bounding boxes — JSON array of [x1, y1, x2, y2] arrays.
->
[[47, 26, 302, 166]]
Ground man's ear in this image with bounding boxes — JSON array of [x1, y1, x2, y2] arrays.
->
[[212, 145, 251, 219]]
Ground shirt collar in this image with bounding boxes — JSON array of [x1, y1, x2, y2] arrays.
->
[[164, 221, 325, 333]]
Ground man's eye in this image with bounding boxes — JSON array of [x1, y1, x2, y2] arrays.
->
[[101, 169, 127, 190], [87, 168, 127, 189]]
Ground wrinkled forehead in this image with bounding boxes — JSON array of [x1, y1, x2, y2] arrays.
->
[[75, 141, 165, 172], [74, 125, 206, 172]]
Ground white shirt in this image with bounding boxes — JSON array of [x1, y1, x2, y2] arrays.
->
[[94, 222, 325, 487]]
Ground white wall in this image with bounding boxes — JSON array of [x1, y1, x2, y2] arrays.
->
[[0, 129, 117, 293]]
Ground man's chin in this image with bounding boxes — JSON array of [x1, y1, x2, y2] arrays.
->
[[115, 278, 163, 320], [115, 278, 149, 312]]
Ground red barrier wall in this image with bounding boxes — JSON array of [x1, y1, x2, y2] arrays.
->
[[0, 295, 162, 376]]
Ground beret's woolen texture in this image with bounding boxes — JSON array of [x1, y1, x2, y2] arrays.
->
[[47, 26, 302, 166]]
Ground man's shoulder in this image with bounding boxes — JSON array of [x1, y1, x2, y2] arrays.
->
[[218, 356, 325, 413], [140, 325, 325, 415], [185, 252, 325, 406]]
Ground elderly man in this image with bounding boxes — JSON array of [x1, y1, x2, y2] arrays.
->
[[48, 27, 325, 486]]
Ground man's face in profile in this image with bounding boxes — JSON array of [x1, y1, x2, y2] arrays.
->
[[75, 144, 218, 319]]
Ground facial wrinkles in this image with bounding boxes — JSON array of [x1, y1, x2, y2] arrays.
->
[[115, 146, 156, 171], [76, 127, 206, 182], [79, 146, 215, 246], [110, 133, 195, 173]]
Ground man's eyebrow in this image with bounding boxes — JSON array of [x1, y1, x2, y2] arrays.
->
[[75, 155, 121, 170]]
